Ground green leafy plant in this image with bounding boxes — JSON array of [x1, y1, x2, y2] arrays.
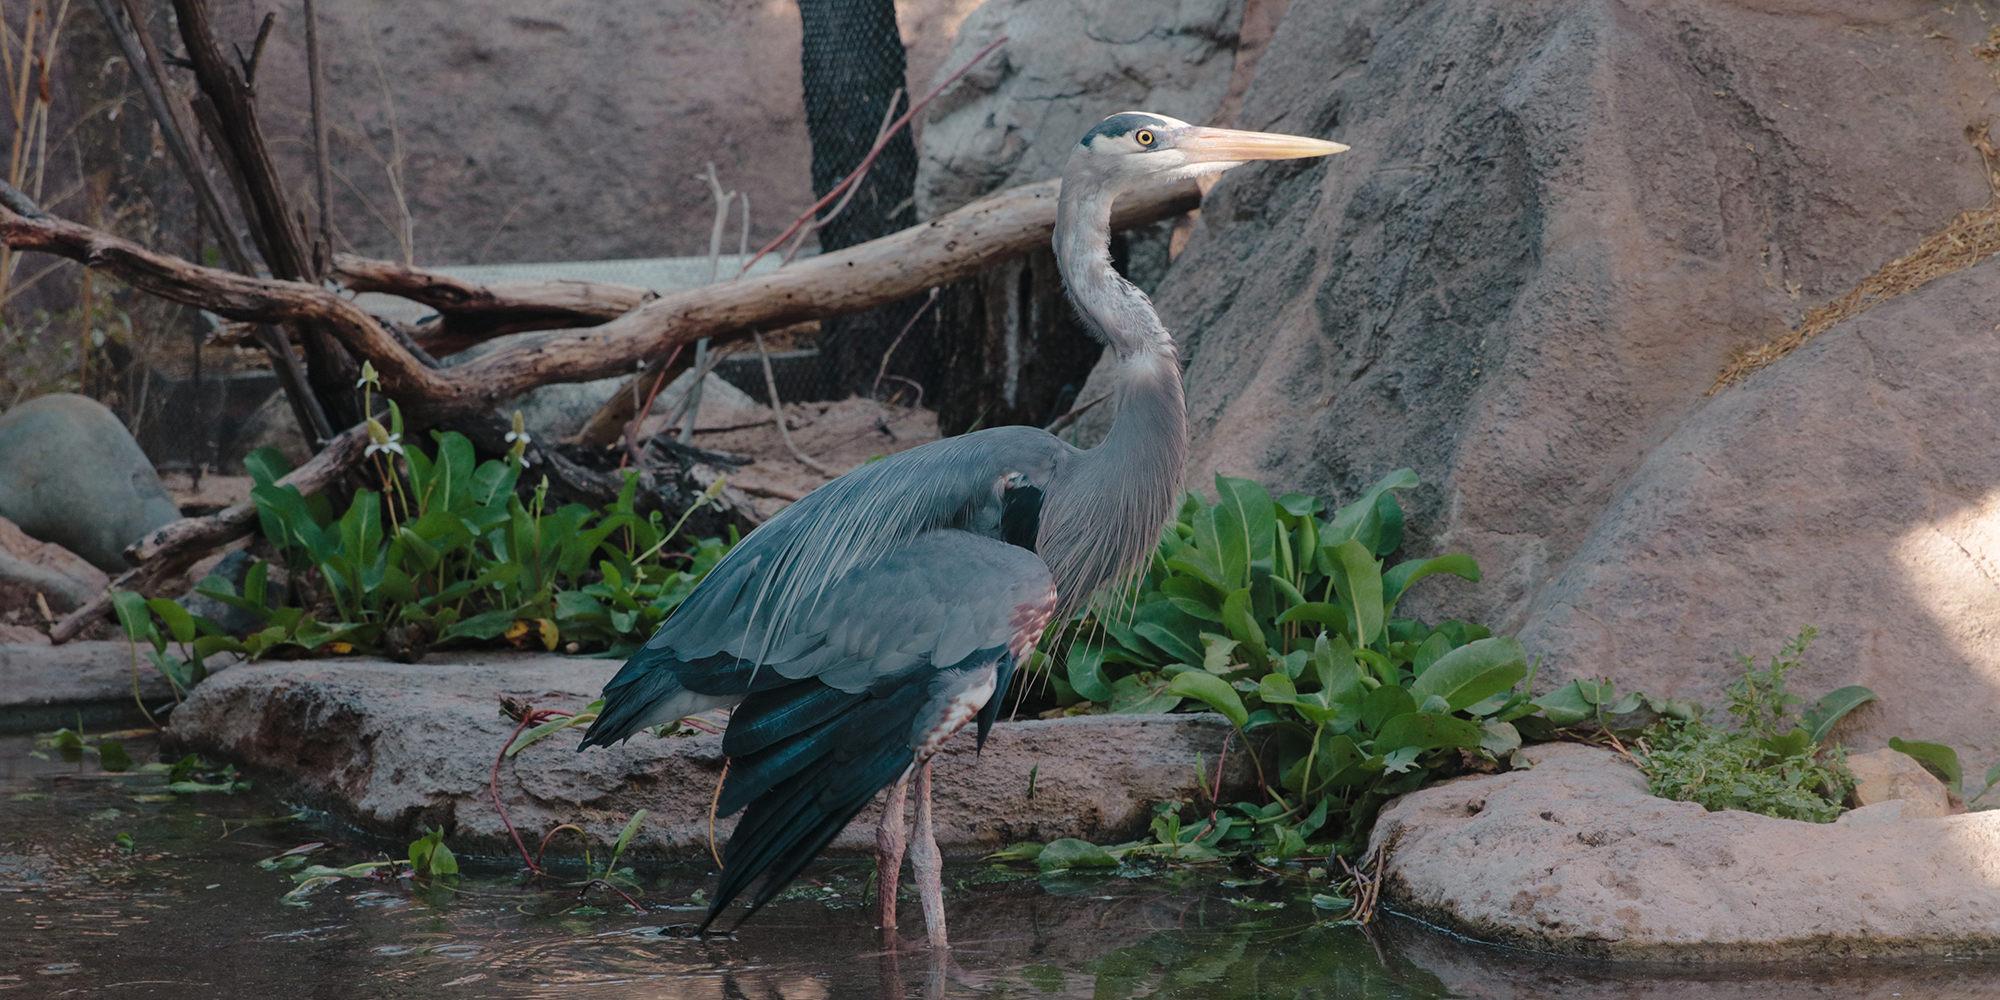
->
[[1033, 470, 1529, 859], [1633, 627, 1869, 823], [110, 422, 739, 695], [408, 827, 460, 878]]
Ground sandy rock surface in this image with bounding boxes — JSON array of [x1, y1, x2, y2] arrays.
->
[[1140, 0, 2000, 765], [1370, 743, 2000, 960], [164, 652, 1251, 860]]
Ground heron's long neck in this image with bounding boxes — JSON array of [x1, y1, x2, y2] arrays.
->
[[1040, 178, 1189, 614]]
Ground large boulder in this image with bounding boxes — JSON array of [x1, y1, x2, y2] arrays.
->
[[1143, 1, 2000, 763], [0, 394, 182, 573], [1371, 743, 2000, 960], [915, 0, 1247, 218]]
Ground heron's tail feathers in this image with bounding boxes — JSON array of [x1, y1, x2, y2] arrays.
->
[[578, 649, 743, 750]]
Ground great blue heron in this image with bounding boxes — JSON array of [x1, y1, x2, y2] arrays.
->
[[579, 112, 1347, 947]]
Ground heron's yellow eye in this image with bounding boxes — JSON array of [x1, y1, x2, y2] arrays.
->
[[1135, 129, 1154, 146]]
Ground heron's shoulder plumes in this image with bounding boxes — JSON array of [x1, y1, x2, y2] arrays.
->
[[654, 428, 1067, 663]]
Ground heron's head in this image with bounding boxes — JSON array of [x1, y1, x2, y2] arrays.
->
[[1068, 112, 1348, 192]]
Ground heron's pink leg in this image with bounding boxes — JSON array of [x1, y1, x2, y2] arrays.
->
[[911, 760, 949, 950], [876, 771, 909, 931]]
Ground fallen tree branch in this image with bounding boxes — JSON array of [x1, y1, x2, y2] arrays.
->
[[50, 424, 371, 644], [333, 253, 654, 325], [2, 177, 1202, 422]]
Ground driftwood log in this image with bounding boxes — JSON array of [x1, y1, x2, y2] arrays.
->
[[0, 177, 1202, 425], [48, 424, 371, 644]]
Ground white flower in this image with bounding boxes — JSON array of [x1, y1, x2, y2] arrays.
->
[[365, 433, 404, 458], [355, 360, 381, 389]]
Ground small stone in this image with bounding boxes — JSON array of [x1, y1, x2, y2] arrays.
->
[[1848, 748, 1956, 817], [1834, 799, 1911, 826]]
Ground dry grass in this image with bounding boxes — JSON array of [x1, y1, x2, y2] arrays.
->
[[1711, 40, 2000, 394], [1710, 190, 2000, 393]]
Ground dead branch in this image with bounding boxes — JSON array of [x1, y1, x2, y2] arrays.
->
[[2, 177, 1202, 423], [754, 328, 833, 478], [49, 423, 370, 643], [333, 253, 653, 324]]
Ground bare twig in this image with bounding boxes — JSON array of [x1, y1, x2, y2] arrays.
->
[[754, 328, 833, 477], [303, 0, 333, 274], [740, 35, 1008, 276], [49, 423, 370, 643], [870, 286, 939, 400]]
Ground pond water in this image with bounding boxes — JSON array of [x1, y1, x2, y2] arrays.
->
[[4, 731, 1999, 999]]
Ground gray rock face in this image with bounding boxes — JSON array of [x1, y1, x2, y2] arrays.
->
[[915, 0, 1244, 218], [164, 653, 1254, 859], [1370, 743, 2000, 960], [1144, 1, 2000, 760], [0, 395, 183, 572]]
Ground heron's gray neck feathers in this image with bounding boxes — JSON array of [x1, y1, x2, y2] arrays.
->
[[1055, 178, 1177, 363], [1040, 174, 1189, 616]]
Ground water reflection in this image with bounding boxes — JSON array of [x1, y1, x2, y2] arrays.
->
[[5, 732, 2000, 999]]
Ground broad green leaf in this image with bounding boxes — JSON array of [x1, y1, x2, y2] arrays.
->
[[1212, 475, 1277, 589], [1375, 712, 1482, 752], [1360, 684, 1416, 734], [1889, 737, 1963, 790], [1311, 892, 1353, 911], [1802, 686, 1877, 745], [442, 609, 516, 641], [1327, 540, 1384, 649], [1065, 642, 1116, 703], [1220, 589, 1267, 669], [1759, 727, 1813, 759], [1409, 637, 1528, 712], [611, 809, 647, 869], [1531, 680, 1598, 726], [1277, 602, 1347, 632], [109, 590, 153, 643], [142, 599, 196, 645], [1107, 674, 1181, 714], [242, 446, 294, 486], [1258, 672, 1300, 706], [1314, 732, 1366, 785], [1160, 576, 1226, 623], [1321, 469, 1419, 548], [1370, 491, 1404, 555], [96, 741, 135, 772], [1132, 601, 1206, 666], [1166, 672, 1248, 728], [1200, 634, 1240, 674], [1411, 632, 1454, 678], [1036, 838, 1118, 871], [1479, 720, 1522, 756], [1383, 554, 1481, 606]]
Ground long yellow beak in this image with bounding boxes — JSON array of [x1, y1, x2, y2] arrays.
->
[[1175, 126, 1349, 164]]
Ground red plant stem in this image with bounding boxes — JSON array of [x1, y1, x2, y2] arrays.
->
[[620, 343, 685, 470], [578, 878, 648, 914], [491, 704, 570, 875], [738, 35, 1008, 276]]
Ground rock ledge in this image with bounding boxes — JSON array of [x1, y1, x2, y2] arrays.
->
[[165, 653, 1252, 860], [1370, 743, 2000, 961]]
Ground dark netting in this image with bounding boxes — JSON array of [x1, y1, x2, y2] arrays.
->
[[795, 0, 934, 402]]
